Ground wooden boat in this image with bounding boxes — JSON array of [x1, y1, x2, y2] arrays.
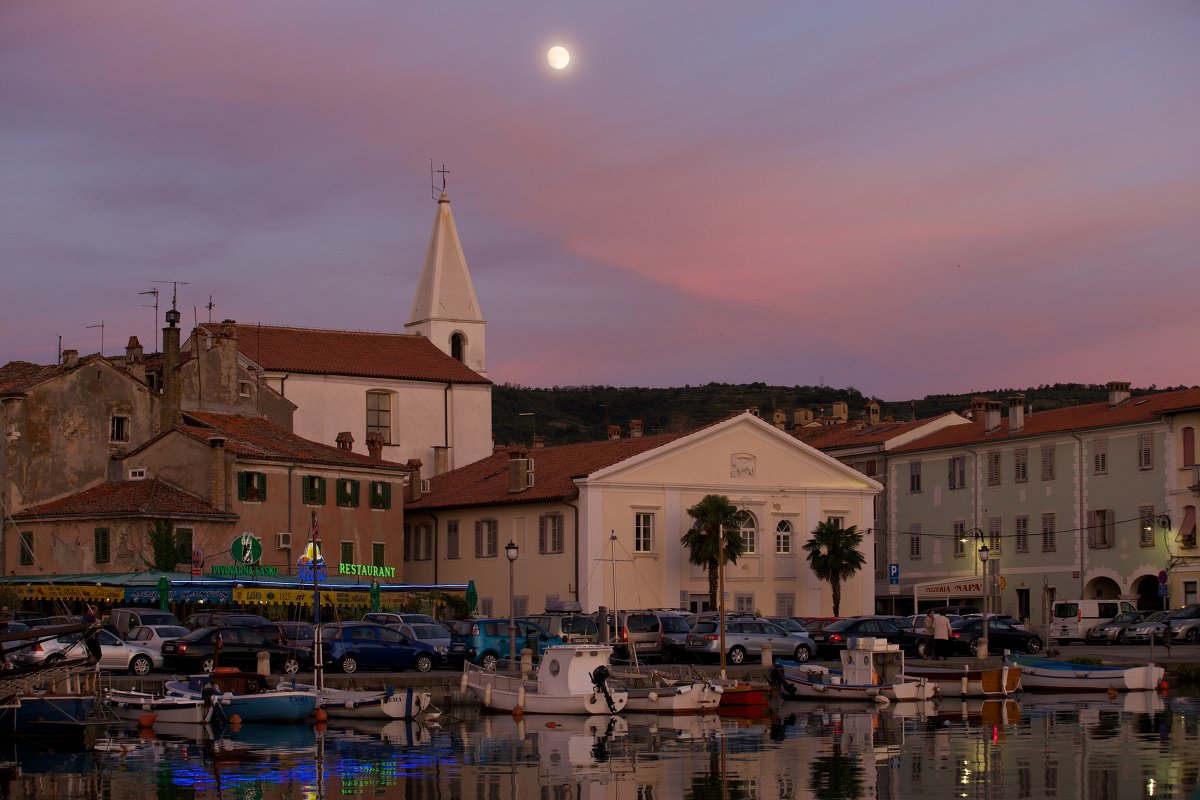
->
[[301, 685, 439, 720], [903, 662, 1022, 698], [715, 682, 771, 713], [165, 670, 316, 722], [461, 643, 629, 714], [610, 669, 723, 713], [1005, 654, 1163, 692], [774, 637, 939, 703], [106, 689, 214, 724]]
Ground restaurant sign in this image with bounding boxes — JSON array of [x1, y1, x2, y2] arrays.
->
[[338, 563, 396, 578], [913, 578, 985, 599], [210, 564, 280, 577]]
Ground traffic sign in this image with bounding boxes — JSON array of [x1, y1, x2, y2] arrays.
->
[[1159, 584, 1169, 598], [888, 585, 900, 595], [888, 563, 900, 585], [1159, 570, 1169, 585]]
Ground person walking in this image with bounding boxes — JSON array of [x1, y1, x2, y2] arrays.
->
[[81, 604, 103, 664], [923, 610, 936, 659], [932, 611, 953, 660]]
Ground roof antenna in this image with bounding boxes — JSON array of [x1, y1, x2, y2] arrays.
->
[[139, 287, 160, 351], [86, 321, 105, 356], [206, 295, 215, 323]]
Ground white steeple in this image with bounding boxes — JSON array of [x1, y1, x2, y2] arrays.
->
[[405, 190, 486, 375]]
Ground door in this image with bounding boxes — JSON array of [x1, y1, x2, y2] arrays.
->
[[350, 626, 383, 668], [1017, 589, 1030, 625]]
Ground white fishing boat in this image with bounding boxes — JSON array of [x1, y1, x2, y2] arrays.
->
[[164, 670, 317, 723], [620, 678, 722, 714], [773, 637, 939, 703], [1005, 654, 1163, 692], [903, 662, 1022, 698], [288, 683, 438, 720], [461, 643, 629, 714], [106, 689, 214, 724]]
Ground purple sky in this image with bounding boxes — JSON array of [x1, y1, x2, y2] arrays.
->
[[3, 2, 1197, 400]]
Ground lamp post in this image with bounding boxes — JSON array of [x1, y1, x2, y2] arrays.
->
[[506, 540, 519, 668], [978, 544, 990, 659]]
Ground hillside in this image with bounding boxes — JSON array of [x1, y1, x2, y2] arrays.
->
[[492, 382, 1192, 447]]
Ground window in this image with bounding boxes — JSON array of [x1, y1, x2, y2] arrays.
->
[[634, 513, 653, 553], [237, 471, 267, 502], [988, 516, 1002, 552], [1041, 513, 1056, 552], [1093, 438, 1108, 475], [1183, 427, 1196, 467], [826, 515, 844, 528], [475, 519, 498, 558], [1089, 509, 1114, 548], [775, 593, 795, 617], [175, 527, 193, 564], [19, 531, 33, 565], [340, 541, 354, 564], [741, 512, 759, 554], [403, 525, 412, 561], [302, 476, 326, 505], [94, 528, 110, 564], [410, 524, 432, 560], [953, 520, 966, 558], [513, 596, 528, 617], [447, 521, 460, 560], [239, 381, 252, 398], [1179, 505, 1196, 548], [1139, 505, 1156, 548], [1041, 445, 1056, 481], [948, 456, 966, 490], [861, 459, 877, 477], [450, 332, 465, 363], [540, 513, 565, 554], [128, 467, 147, 480], [775, 520, 793, 554], [734, 594, 755, 614], [1015, 515, 1029, 554], [366, 390, 392, 444], [110, 414, 130, 443], [372, 542, 385, 568], [1014, 448, 1028, 484], [336, 479, 361, 508], [1137, 432, 1153, 470], [987, 452, 1001, 486], [909, 523, 922, 559], [909, 462, 922, 493], [370, 481, 391, 510], [480, 598, 494, 617]]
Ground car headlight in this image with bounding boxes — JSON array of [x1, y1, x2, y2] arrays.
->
[[436, 646, 448, 654]]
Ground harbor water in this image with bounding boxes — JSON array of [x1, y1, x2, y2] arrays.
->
[[2, 692, 1198, 799]]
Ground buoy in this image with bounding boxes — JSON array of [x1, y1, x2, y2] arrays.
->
[[873, 694, 890, 706], [1159, 679, 1169, 692], [512, 705, 523, 718], [1106, 687, 1118, 700], [228, 714, 242, 726], [138, 727, 158, 742], [545, 721, 559, 728], [314, 707, 328, 723], [315, 721, 327, 733], [137, 712, 158, 729]]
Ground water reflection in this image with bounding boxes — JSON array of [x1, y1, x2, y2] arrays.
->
[[0, 693, 1197, 799]]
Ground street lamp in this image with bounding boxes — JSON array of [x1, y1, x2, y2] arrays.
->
[[978, 544, 990, 659], [506, 540, 519, 668]]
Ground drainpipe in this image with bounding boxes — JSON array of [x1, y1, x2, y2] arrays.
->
[[1070, 434, 1085, 598], [566, 500, 581, 603], [443, 383, 451, 472], [287, 462, 295, 573], [427, 511, 440, 585]]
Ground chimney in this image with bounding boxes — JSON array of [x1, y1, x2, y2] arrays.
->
[[160, 308, 183, 432], [969, 396, 989, 421], [62, 349, 79, 368], [209, 436, 226, 511], [532, 435, 546, 449], [1007, 395, 1025, 433], [508, 446, 530, 493], [772, 409, 786, 429], [406, 459, 423, 502], [984, 400, 1002, 433], [607, 425, 621, 440], [867, 400, 881, 426], [831, 401, 849, 423], [335, 432, 354, 451], [629, 419, 644, 438], [794, 408, 814, 426], [1107, 381, 1131, 407], [124, 336, 146, 383], [366, 431, 384, 459]]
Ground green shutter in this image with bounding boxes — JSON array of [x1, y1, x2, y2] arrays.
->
[[258, 472, 267, 502], [318, 477, 327, 505], [238, 471, 248, 501], [381, 482, 391, 509], [351, 480, 360, 507]]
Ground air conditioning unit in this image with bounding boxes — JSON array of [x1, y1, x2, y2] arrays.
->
[[526, 472, 536, 488], [420, 479, 431, 493], [276, 532, 292, 549]]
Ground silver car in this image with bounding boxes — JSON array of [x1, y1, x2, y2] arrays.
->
[[1122, 611, 1171, 644], [394, 622, 452, 659], [686, 619, 814, 664], [12, 628, 162, 675], [1085, 611, 1146, 645], [1166, 604, 1200, 644]]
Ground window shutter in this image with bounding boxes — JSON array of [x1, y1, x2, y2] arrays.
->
[[539, 516, 547, 554], [237, 471, 248, 501], [475, 521, 483, 558], [258, 473, 267, 502], [351, 481, 360, 507], [381, 482, 391, 509], [318, 478, 326, 505]]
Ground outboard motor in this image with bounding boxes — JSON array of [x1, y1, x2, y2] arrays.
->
[[590, 665, 617, 713]]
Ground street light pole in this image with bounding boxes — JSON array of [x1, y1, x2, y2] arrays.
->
[[978, 544, 990, 659], [506, 540, 519, 668]]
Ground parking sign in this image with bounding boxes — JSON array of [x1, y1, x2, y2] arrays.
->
[[888, 563, 900, 585]]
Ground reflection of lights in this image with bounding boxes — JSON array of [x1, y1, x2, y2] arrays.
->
[[1148, 778, 1156, 796], [960, 767, 971, 784]]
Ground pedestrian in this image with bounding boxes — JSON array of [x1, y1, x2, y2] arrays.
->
[[923, 610, 936, 659], [81, 604, 103, 664], [933, 611, 952, 660]]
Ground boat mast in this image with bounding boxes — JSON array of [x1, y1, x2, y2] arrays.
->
[[718, 521, 727, 680], [311, 510, 323, 692]]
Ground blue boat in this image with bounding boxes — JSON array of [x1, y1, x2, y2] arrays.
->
[[165, 670, 316, 723], [0, 693, 96, 737]]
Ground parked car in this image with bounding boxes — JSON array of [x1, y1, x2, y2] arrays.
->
[[520, 613, 600, 645], [108, 608, 182, 637], [1123, 610, 1172, 644], [161, 626, 308, 674], [1085, 612, 1148, 645], [656, 612, 696, 661], [685, 619, 815, 664], [320, 622, 438, 674], [274, 621, 315, 653], [797, 617, 842, 634], [363, 612, 440, 627], [1051, 599, 1138, 644], [936, 618, 1043, 657], [13, 628, 162, 675], [393, 622, 453, 664], [597, 611, 665, 661], [809, 616, 914, 659], [125, 624, 191, 653], [182, 611, 279, 639], [448, 618, 563, 669], [1166, 604, 1200, 644]]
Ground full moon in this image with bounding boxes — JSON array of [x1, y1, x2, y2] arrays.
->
[[547, 46, 570, 70]]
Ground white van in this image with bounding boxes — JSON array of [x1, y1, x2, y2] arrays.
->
[[1051, 599, 1137, 644]]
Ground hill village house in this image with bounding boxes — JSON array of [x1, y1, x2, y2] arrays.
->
[[2, 186, 1196, 622]]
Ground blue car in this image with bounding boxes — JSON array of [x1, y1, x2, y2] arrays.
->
[[449, 618, 563, 669], [318, 622, 439, 674]]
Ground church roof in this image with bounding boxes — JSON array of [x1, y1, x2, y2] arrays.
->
[[406, 191, 484, 330], [197, 322, 490, 385]]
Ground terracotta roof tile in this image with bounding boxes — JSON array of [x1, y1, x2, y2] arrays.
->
[[791, 415, 949, 449], [892, 387, 1200, 454], [12, 478, 234, 520], [180, 411, 411, 472], [407, 433, 689, 511], [200, 323, 490, 385]]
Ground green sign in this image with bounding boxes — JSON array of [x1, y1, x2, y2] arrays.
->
[[338, 563, 395, 578], [212, 564, 279, 577], [231, 532, 263, 565]]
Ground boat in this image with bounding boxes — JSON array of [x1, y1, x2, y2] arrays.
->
[[461, 643, 629, 714], [164, 670, 317, 722], [714, 681, 771, 714], [295, 684, 439, 720], [903, 662, 1022, 698], [1004, 654, 1164, 692], [773, 637, 939, 703], [609, 669, 723, 713], [106, 689, 214, 725], [0, 655, 99, 738]]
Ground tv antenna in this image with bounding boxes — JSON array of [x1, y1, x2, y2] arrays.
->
[[86, 321, 105, 356], [139, 287, 160, 351], [153, 280, 190, 315], [206, 295, 215, 323], [430, 160, 450, 200]]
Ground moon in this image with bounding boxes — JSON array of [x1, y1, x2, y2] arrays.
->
[[547, 46, 570, 70]]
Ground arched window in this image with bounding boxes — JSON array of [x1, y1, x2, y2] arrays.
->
[[775, 520, 793, 554], [739, 511, 759, 554], [1183, 426, 1196, 467], [450, 332, 465, 363], [366, 390, 392, 444]]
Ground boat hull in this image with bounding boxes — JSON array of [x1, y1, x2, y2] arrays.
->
[[622, 682, 722, 714], [0, 695, 96, 736], [107, 690, 213, 724], [315, 687, 435, 720], [778, 666, 939, 702], [1008, 656, 1163, 692], [165, 676, 316, 723], [903, 664, 1022, 698], [464, 667, 628, 714]]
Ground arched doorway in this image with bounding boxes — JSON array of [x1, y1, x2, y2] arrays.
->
[[1084, 576, 1120, 599], [1132, 574, 1162, 610], [450, 331, 465, 362]]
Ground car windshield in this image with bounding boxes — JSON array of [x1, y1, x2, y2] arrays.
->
[[660, 617, 691, 633], [408, 624, 447, 639]]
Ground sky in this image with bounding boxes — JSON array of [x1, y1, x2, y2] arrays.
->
[[2, 2, 1198, 401]]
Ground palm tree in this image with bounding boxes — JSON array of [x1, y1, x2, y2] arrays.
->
[[681, 495, 747, 610], [802, 520, 866, 617]]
